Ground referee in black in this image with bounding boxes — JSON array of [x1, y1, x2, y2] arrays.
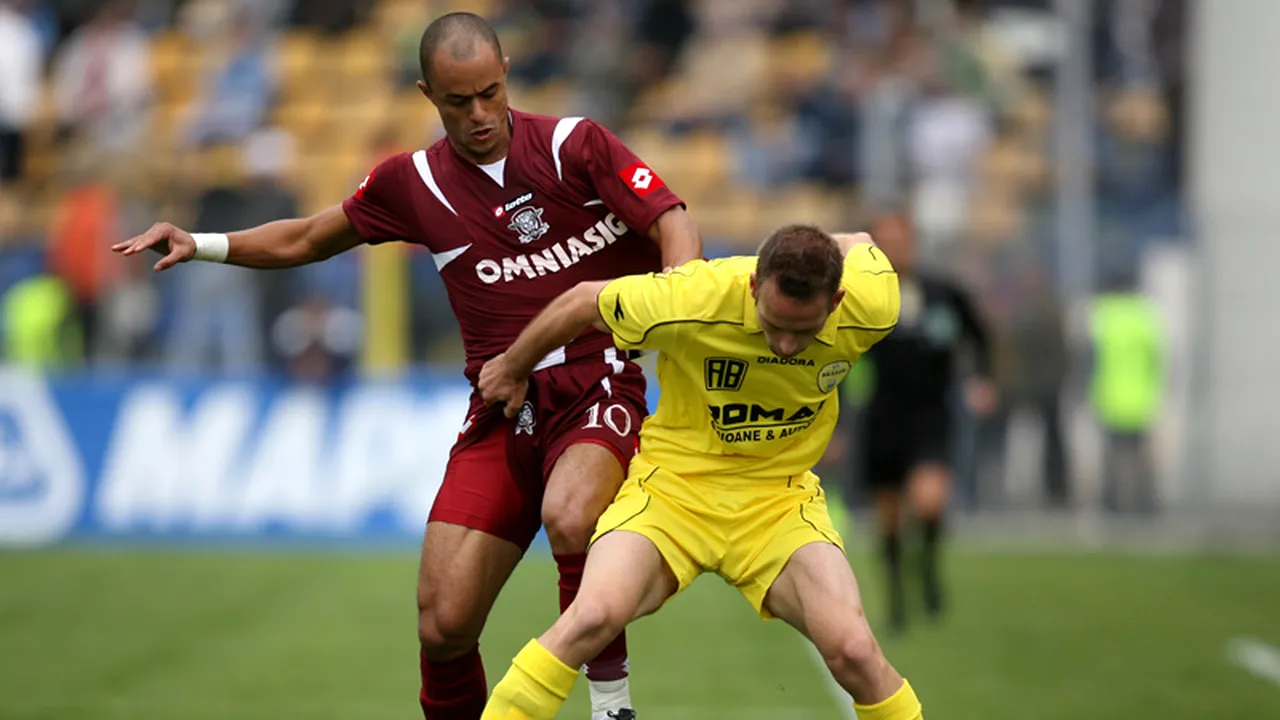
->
[[860, 210, 995, 633]]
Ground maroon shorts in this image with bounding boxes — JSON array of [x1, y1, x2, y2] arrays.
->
[[428, 351, 648, 551]]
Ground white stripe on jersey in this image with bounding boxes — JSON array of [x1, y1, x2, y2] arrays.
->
[[412, 149, 458, 215], [551, 117, 585, 181], [431, 244, 471, 271]]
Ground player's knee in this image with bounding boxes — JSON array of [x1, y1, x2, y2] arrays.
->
[[417, 599, 482, 660], [542, 501, 597, 554], [824, 627, 884, 680], [564, 595, 628, 645]]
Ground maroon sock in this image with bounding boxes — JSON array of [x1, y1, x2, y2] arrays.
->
[[555, 552, 629, 682], [419, 645, 487, 719]]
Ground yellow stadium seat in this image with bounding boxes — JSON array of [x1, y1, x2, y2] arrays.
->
[[768, 32, 833, 89]]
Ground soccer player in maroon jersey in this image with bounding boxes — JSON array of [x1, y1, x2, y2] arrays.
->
[[113, 13, 701, 720]]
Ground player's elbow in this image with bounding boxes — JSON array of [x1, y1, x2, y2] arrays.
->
[[568, 281, 609, 331]]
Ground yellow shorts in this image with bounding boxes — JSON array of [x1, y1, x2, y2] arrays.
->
[[591, 457, 845, 619]]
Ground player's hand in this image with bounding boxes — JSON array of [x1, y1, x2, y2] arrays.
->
[[111, 222, 196, 272], [478, 353, 529, 418], [964, 377, 999, 418]]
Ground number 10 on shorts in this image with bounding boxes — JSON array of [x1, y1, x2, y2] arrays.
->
[[584, 403, 632, 436]]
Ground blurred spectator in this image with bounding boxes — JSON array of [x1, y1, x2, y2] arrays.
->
[[164, 141, 269, 374], [631, 0, 695, 90], [271, 296, 361, 384], [93, 256, 159, 364], [979, 256, 1071, 509], [1090, 271, 1165, 514], [188, 6, 276, 146], [0, 0, 41, 186], [1, 271, 81, 368], [51, 0, 152, 155], [288, 0, 367, 36], [731, 102, 811, 189], [45, 150, 123, 354]]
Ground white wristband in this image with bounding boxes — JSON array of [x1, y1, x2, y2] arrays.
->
[[191, 233, 230, 263]]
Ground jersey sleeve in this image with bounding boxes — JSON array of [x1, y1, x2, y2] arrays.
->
[[341, 152, 421, 244], [595, 268, 692, 352], [841, 243, 901, 332], [566, 119, 685, 237]]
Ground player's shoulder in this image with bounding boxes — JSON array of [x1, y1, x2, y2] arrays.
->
[[837, 246, 900, 331], [668, 256, 753, 316]]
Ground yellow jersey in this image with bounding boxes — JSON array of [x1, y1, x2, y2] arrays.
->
[[596, 245, 900, 479]]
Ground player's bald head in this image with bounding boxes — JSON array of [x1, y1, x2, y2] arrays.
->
[[419, 12, 503, 87], [756, 225, 844, 301]]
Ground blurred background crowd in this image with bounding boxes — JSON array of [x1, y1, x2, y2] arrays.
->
[[0, 0, 1188, 512]]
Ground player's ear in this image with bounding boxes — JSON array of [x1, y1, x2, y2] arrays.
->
[[503, 57, 511, 76], [829, 288, 846, 313], [417, 79, 433, 102], [749, 273, 759, 299]]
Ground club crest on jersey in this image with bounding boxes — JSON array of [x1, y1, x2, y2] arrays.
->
[[817, 360, 853, 393], [508, 205, 550, 244], [515, 401, 537, 435]]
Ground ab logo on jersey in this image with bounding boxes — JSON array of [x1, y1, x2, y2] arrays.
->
[[705, 358, 747, 391], [620, 161, 665, 198]]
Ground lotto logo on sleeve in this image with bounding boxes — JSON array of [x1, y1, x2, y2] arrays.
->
[[619, 161, 665, 197], [354, 171, 373, 199]]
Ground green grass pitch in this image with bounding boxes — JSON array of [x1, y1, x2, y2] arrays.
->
[[1, 547, 1278, 719]]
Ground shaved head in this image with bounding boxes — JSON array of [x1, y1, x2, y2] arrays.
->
[[419, 12, 503, 88]]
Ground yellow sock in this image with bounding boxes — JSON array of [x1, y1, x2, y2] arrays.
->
[[480, 639, 580, 720], [854, 679, 923, 720]]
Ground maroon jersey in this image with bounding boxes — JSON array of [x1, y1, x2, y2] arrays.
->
[[343, 109, 683, 382]]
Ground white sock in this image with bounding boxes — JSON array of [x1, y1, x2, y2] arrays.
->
[[589, 677, 633, 719]]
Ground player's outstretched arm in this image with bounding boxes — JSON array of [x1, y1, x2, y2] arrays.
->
[[478, 280, 610, 416], [649, 206, 702, 271], [112, 205, 363, 272]]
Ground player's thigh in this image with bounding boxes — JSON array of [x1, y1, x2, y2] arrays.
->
[[417, 521, 524, 651], [419, 419, 540, 650], [873, 489, 903, 534], [542, 441, 627, 550], [762, 541, 875, 657], [727, 476, 846, 618], [592, 462, 708, 604], [906, 461, 952, 518], [574, 530, 677, 628]]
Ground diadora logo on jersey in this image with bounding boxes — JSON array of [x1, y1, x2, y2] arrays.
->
[[492, 192, 535, 219], [507, 206, 551, 244], [757, 356, 815, 367], [476, 213, 631, 284], [619, 161, 665, 198]]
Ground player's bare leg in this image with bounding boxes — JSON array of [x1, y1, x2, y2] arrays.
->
[[481, 530, 677, 720], [418, 521, 524, 719], [873, 489, 906, 632], [543, 442, 633, 718], [764, 542, 923, 718], [906, 462, 951, 618]]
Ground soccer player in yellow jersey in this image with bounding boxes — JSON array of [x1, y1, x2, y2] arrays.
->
[[476, 225, 924, 720]]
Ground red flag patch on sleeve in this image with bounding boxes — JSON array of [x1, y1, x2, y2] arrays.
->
[[619, 161, 665, 198]]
